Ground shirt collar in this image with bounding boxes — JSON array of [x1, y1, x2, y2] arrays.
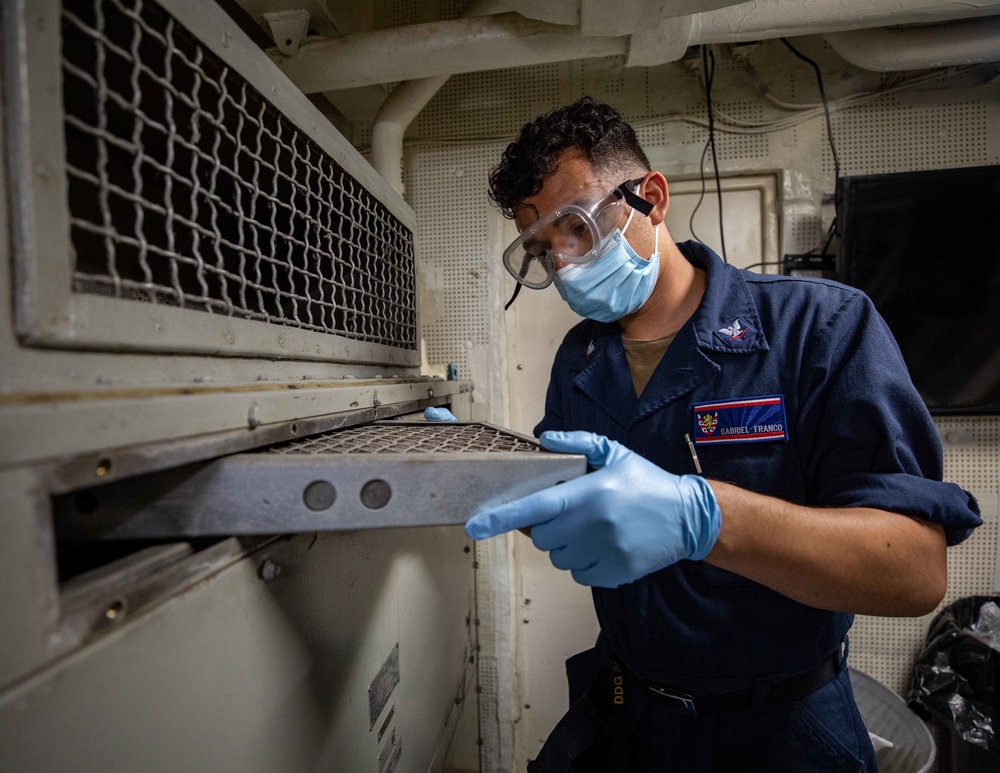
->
[[677, 240, 769, 355]]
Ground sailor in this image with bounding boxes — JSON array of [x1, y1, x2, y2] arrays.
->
[[462, 97, 982, 771]]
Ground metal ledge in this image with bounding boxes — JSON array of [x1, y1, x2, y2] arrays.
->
[[55, 422, 586, 539]]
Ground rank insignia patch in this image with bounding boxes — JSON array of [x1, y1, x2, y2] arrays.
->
[[692, 395, 788, 445], [714, 317, 757, 347]]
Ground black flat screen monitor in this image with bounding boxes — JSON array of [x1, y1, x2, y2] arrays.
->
[[838, 165, 1000, 415]]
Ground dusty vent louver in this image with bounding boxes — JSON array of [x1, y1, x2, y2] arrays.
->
[[61, 0, 417, 347]]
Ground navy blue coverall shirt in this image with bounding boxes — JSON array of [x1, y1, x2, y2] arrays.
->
[[532, 241, 981, 772]]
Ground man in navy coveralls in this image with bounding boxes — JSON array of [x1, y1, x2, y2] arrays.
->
[[462, 98, 982, 772]]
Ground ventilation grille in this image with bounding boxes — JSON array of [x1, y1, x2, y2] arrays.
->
[[60, 0, 417, 349], [266, 422, 541, 455]]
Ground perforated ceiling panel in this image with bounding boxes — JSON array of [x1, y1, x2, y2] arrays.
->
[[714, 102, 772, 160], [379, 0, 469, 28], [406, 144, 493, 383], [407, 64, 565, 383], [826, 98, 994, 177], [413, 64, 567, 142], [940, 417, 1000, 492], [379, 0, 421, 28], [635, 119, 699, 151], [785, 212, 826, 255]]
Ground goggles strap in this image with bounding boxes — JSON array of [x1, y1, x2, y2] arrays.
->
[[504, 282, 522, 311], [505, 250, 534, 310], [617, 178, 654, 217]]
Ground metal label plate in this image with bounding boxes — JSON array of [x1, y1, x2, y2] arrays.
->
[[369, 644, 400, 730]]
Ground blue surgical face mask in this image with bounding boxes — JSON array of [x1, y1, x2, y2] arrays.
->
[[554, 207, 660, 323]]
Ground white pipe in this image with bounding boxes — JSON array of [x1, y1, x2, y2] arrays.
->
[[278, 0, 1000, 92], [370, 0, 514, 194], [693, 0, 1000, 44], [274, 13, 627, 93], [371, 76, 450, 194], [824, 16, 1000, 71]]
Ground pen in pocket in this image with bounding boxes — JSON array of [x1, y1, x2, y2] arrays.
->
[[684, 433, 703, 475]]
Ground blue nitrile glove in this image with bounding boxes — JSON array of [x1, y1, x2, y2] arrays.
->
[[424, 406, 458, 422], [465, 431, 722, 588]]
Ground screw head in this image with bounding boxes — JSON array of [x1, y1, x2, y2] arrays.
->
[[259, 559, 281, 582], [105, 600, 125, 621]]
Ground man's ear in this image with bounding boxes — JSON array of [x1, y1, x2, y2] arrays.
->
[[640, 171, 669, 227]]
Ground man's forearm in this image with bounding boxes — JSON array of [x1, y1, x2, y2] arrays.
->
[[704, 481, 947, 617]]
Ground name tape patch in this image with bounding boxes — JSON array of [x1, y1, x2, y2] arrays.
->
[[692, 394, 788, 445]]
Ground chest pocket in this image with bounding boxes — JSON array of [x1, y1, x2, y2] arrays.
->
[[697, 441, 802, 588], [698, 441, 798, 497]]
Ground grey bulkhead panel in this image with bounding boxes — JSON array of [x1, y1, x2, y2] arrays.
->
[[0, 526, 477, 773]]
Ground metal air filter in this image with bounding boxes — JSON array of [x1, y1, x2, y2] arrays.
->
[[266, 422, 542, 455], [56, 422, 586, 539]]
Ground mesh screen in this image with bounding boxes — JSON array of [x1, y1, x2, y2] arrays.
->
[[60, 0, 417, 349], [266, 422, 540, 455]]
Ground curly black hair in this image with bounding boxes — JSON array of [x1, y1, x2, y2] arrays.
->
[[487, 97, 651, 220]]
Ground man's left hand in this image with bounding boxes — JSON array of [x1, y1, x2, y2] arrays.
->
[[465, 431, 722, 588], [424, 407, 458, 422]]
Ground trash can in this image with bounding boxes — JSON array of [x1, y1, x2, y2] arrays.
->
[[909, 595, 1000, 772], [851, 668, 935, 773]]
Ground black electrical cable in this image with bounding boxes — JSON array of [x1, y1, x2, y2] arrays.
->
[[780, 37, 842, 247], [688, 47, 714, 248], [688, 136, 711, 245], [741, 259, 789, 272], [820, 219, 837, 256], [743, 255, 834, 273], [701, 45, 728, 263]]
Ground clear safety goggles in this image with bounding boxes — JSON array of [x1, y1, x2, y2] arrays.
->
[[502, 178, 653, 292]]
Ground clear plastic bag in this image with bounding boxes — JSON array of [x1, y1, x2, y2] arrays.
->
[[971, 600, 1000, 652]]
